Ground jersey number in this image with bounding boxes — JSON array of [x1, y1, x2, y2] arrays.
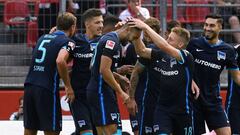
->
[[35, 40, 51, 63], [184, 127, 192, 135]]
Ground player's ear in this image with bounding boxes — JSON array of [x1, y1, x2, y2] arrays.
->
[[178, 41, 185, 49], [85, 20, 90, 29]]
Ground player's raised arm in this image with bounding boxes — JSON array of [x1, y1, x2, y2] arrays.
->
[[129, 19, 184, 61], [132, 38, 152, 59]]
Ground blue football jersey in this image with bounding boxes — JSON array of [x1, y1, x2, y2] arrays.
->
[[87, 32, 122, 92], [139, 49, 194, 113], [71, 33, 101, 94], [187, 36, 238, 106], [25, 31, 75, 92]]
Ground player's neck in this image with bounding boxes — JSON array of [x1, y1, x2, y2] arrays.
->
[[207, 37, 219, 45], [63, 31, 71, 37], [116, 29, 125, 41], [85, 31, 95, 40]]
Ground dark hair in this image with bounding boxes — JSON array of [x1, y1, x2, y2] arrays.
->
[[205, 14, 223, 25], [82, 8, 102, 23], [167, 20, 181, 33], [144, 17, 161, 34], [103, 14, 120, 27], [57, 12, 76, 31]]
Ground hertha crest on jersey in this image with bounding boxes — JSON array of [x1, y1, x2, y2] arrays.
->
[[105, 40, 115, 50], [217, 51, 226, 60]]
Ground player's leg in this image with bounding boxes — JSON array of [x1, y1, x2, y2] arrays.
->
[[153, 106, 172, 135], [227, 108, 240, 134], [139, 89, 157, 135], [23, 84, 40, 135], [36, 87, 62, 134], [214, 127, 231, 135], [69, 94, 94, 135], [192, 100, 206, 135], [129, 115, 139, 135], [43, 131, 60, 135], [87, 90, 120, 135], [24, 129, 37, 135], [173, 111, 194, 135], [205, 104, 230, 135], [225, 83, 240, 134]]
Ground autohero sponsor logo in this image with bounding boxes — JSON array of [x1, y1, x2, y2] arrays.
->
[[194, 58, 221, 69], [154, 67, 179, 76], [73, 53, 93, 58]]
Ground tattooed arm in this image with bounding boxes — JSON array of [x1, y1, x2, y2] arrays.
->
[[126, 61, 145, 115]]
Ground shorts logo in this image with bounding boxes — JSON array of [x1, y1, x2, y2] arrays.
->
[[145, 126, 152, 133], [110, 113, 117, 120], [217, 51, 226, 60], [153, 125, 159, 132], [105, 40, 115, 50], [78, 120, 86, 127], [131, 120, 138, 128]]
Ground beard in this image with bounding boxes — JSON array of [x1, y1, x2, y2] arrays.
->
[[203, 30, 218, 40]]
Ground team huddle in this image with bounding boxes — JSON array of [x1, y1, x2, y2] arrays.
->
[[23, 8, 240, 135]]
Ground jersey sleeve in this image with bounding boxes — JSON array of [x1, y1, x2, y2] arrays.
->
[[138, 56, 149, 67], [102, 39, 118, 59], [179, 50, 194, 67], [226, 47, 239, 70], [64, 40, 76, 56]]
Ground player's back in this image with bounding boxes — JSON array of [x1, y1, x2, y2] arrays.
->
[[87, 32, 121, 92], [25, 31, 74, 91]]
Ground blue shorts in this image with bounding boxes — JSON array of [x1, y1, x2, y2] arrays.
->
[[154, 106, 193, 134], [23, 84, 62, 131], [69, 93, 94, 132], [87, 89, 121, 127], [227, 108, 240, 134], [193, 98, 230, 134], [139, 88, 158, 135], [225, 82, 240, 134], [129, 114, 139, 132]]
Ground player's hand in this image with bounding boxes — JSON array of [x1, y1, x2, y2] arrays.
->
[[115, 21, 125, 29], [128, 18, 148, 30], [49, 26, 57, 34], [65, 86, 75, 103], [119, 75, 130, 92], [117, 65, 134, 75], [125, 98, 138, 116], [192, 80, 200, 99]]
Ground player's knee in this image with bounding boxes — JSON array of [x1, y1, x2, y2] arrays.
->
[[215, 127, 231, 135], [105, 124, 117, 134], [112, 129, 122, 135]]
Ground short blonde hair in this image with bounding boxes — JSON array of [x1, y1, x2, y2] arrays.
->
[[171, 27, 190, 48]]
